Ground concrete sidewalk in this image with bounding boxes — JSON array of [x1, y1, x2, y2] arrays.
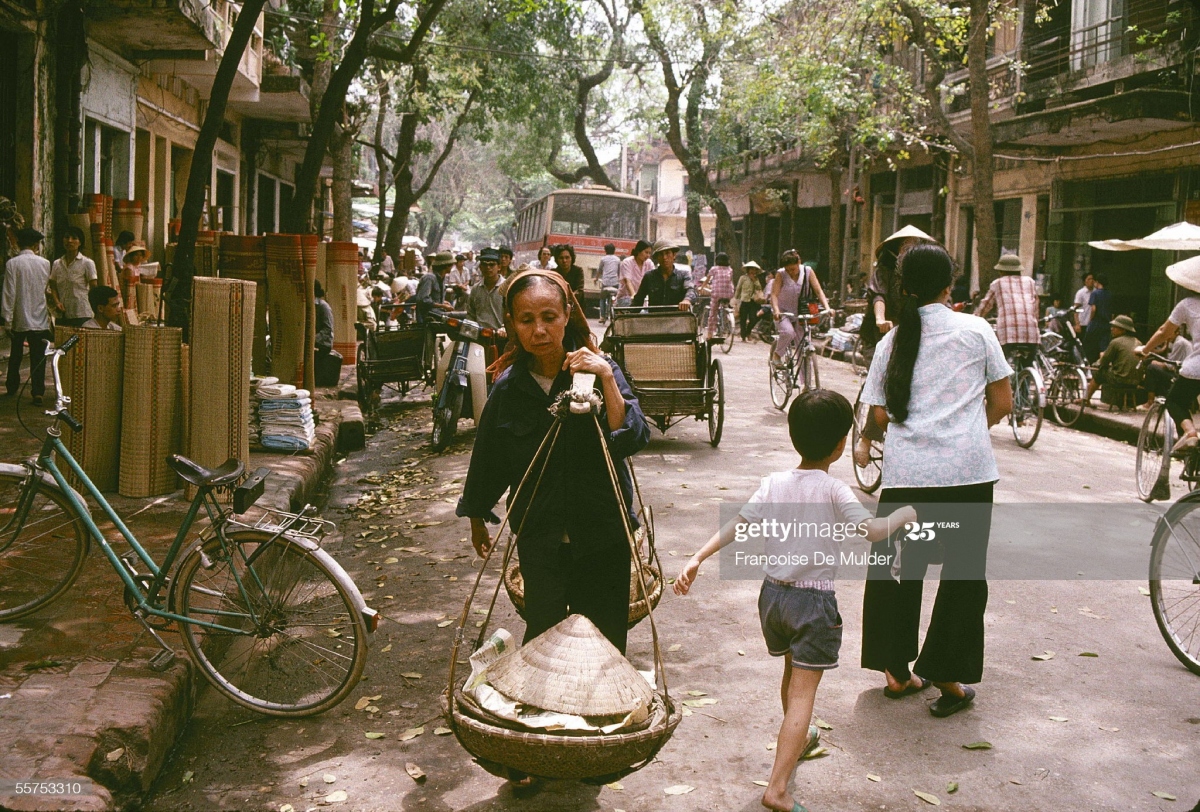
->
[[0, 374, 364, 811]]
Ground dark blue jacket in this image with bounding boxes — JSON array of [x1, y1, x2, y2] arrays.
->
[[456, 354, 650, 555], [632, 266, 696, 308]]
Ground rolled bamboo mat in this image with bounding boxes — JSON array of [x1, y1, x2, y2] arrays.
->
[[84, 194, 112, 239], [112, 199, 144, 242], [54, 326, 124, 492], [135, 282, 162, 319], [188, 279, 254, 498], [180, 343, 190, 459], [220, 235, 270, 372], [195, 243, 217, 278], [119, 326, 182, 497], [300, 235, 318, 390], [323, 241, 359, 365], [265, 234, 314, 388]]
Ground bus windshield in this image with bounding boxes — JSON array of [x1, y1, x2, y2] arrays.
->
[[550, 194, 645, 240]]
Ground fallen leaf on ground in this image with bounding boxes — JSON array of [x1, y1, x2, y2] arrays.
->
[[913, 789, 940, 805], [1152, 791, 1176, 800], [1079, 651, 1099, 657], [324, 789, 348, 804], [399, 727, 424, 741], [683, 697, 718, 707], [752, 780, 768, 787], [1138, 586, 1151, 596], [365, 732, 385, 740], [802, 747, 827, 759], [438, 620, 454, 628], [384, 557, 399, 564], [962, 741, 993, 750], [434, 727, 452, 736], [946, 781, 959, 794], [737, 650, 745, 656], [405, 763, 426, 783], [814, 717, 833, 730], [181, 770, 194, 785], [1031, 651, 1056, 661], [1050, 606, 1058, 613], [380, 644, 392, 653], [106, 748, 125, 762], [1048, 716, 1069, 722], [765, 742, 776, 750], [299, 777, 309, 788], [323, 774, 337, 784], [1099, 726, 1120, 732], [664, 785, 694, 795], [279, 805, 294, 812], [866, 774, 881, 782], [401, 672, 423, 679], [685, 690, 707, 697], [667, 644, 682, 652], [606, 781, 624, 790], [1005, 599, 1016, 604], [355, 698, 371, 710]]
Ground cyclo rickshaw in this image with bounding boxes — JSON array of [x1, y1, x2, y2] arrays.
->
[[606, 305, 725, 446], [355, 302, 438, 416]]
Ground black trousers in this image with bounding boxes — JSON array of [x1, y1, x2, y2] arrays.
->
[[861, 481, 993, 684], [6, 329, 51, 397], [738, 301, 759, 339], [1166, 375, 1200, 434], [518, 536, 632, 654]]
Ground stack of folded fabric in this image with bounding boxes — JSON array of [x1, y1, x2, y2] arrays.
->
[[256, 381, 315, 451], [248, 375, 278, 447]]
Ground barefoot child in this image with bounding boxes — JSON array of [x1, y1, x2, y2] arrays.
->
[[674, 389, 916, 812]]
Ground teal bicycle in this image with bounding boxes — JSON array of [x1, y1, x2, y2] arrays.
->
[[0, 335, 376, 716]]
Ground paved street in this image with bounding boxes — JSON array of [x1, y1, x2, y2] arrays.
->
[[140, 326, 1199, 812]]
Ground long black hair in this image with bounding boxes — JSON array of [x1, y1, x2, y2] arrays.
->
[[884, 243, 956, 423]]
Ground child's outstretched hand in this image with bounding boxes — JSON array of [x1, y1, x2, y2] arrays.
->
[[674, 556, 702, 596]]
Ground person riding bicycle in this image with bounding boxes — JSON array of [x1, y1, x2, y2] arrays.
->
[[702, 252, 735, 341], [861, 225, 937, 354], [1136, 259, 1200, 455], [770, 249, 829, 368], [976, 253, 1040, 370]]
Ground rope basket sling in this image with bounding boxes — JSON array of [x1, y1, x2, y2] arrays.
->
[[442, 383, 680, 781]]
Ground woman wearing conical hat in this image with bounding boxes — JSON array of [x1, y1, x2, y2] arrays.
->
[[456, 268, 650, 655], [860, 225, 937, 352]]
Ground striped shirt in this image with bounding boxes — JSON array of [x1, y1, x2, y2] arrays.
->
[[979, 274, 1040, 346]]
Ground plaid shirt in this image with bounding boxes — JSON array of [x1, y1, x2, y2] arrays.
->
[[979, 274, 1040, 346]]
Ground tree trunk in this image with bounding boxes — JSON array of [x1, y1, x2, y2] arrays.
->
[[371, 71, 391, 267], [168, 0, 267, 334], [685, 194, 705, 253], [331, 126, 354, 241], [425, 219, 446, 254], [826, 164, 843, 300], [385, 184, 415, 259], [968, 0, 999, 289]]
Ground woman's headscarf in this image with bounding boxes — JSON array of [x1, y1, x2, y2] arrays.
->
[[488, 268, 598, 376]]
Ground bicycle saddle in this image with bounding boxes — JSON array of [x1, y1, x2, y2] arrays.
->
[[167, 454, 245, 487]]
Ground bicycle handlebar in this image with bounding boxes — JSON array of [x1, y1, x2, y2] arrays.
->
[[47, 336, 82, 432]]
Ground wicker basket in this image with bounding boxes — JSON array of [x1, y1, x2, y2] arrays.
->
[[504, 552, 663, 630], [622, 344, 697, 382], [444, 690, 681, 781]]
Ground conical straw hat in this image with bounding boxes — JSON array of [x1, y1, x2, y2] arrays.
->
[[875, 224, 935, 258], [485, 614, 654, 716], [1167, 255, 1200, 294]]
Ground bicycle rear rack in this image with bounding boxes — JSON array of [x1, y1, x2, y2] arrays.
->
[[226, 506, 334, 546]]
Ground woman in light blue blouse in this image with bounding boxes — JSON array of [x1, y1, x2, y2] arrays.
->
[[858, 243, 1013, 718]]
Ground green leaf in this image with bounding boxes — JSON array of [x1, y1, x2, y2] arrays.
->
[[962, 741, 992, 750], [946, 781, 959, 794], [364, 732, 385, 740], [1152, 791, 1177, 800], [913, 789, 940, 805], [1078, 651, 1099, 657]]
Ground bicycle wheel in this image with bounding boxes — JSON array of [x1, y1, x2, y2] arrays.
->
[[721, 309, 734, 354], [1048, 366, 1086, 427], [851, 394, 883, 494], [1136, 401, 1173, 502], [430, 384, 463, 451], [800, 349, 820, 393], [708, 359, 724, 447], [0, 471, 90, 621], [1010, 368, 1043, 448], [1149, 503, 1200, 675], [769, 354, 793, 410], [172, 530, 369, 716]]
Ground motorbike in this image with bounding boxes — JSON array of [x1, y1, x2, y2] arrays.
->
[[430, 314, 497, 451]]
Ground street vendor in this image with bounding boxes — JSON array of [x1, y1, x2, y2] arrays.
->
[[457, 268, 650, 656]]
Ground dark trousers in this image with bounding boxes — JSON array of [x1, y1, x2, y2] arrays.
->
[[1166, 375, 1200, 433], [6, 329, 51, 397], [518, 536, 632, 654], [738, 301, 759, 339], [861, 481, 993, 685]]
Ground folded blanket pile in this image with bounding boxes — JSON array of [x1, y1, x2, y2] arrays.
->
[[256, 381, 315, 451]]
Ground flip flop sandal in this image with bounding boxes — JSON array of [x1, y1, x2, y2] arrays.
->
[[884, 676, 931, 699], [802, 725, 821, 757], [929, 685, 976, 718]]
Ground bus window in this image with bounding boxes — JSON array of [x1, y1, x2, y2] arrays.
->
[[550, 194, 645, 240]]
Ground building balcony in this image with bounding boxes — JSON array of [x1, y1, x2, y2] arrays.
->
[[88, 0, 264, 101], [229, 58, 310, 122], [991, 87, 1194, 148]]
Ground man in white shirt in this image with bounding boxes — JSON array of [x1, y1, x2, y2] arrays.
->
[[2, 228, 53, 402], [378, 249, 395, 278], [1073, 271, 1094, 333], [530, 246, 556, 271], [81, 285, 122, 332]]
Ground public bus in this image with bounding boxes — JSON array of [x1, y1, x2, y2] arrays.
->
[[514, 188, 650, 310]]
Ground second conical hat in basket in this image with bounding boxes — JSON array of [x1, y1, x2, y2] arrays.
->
[[484, 614, 654, 717]]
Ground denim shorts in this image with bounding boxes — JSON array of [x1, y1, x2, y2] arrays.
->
[[758, 579, 843, 670]]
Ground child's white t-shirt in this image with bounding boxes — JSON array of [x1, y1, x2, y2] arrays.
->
[[738, 469, 873, 582]]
